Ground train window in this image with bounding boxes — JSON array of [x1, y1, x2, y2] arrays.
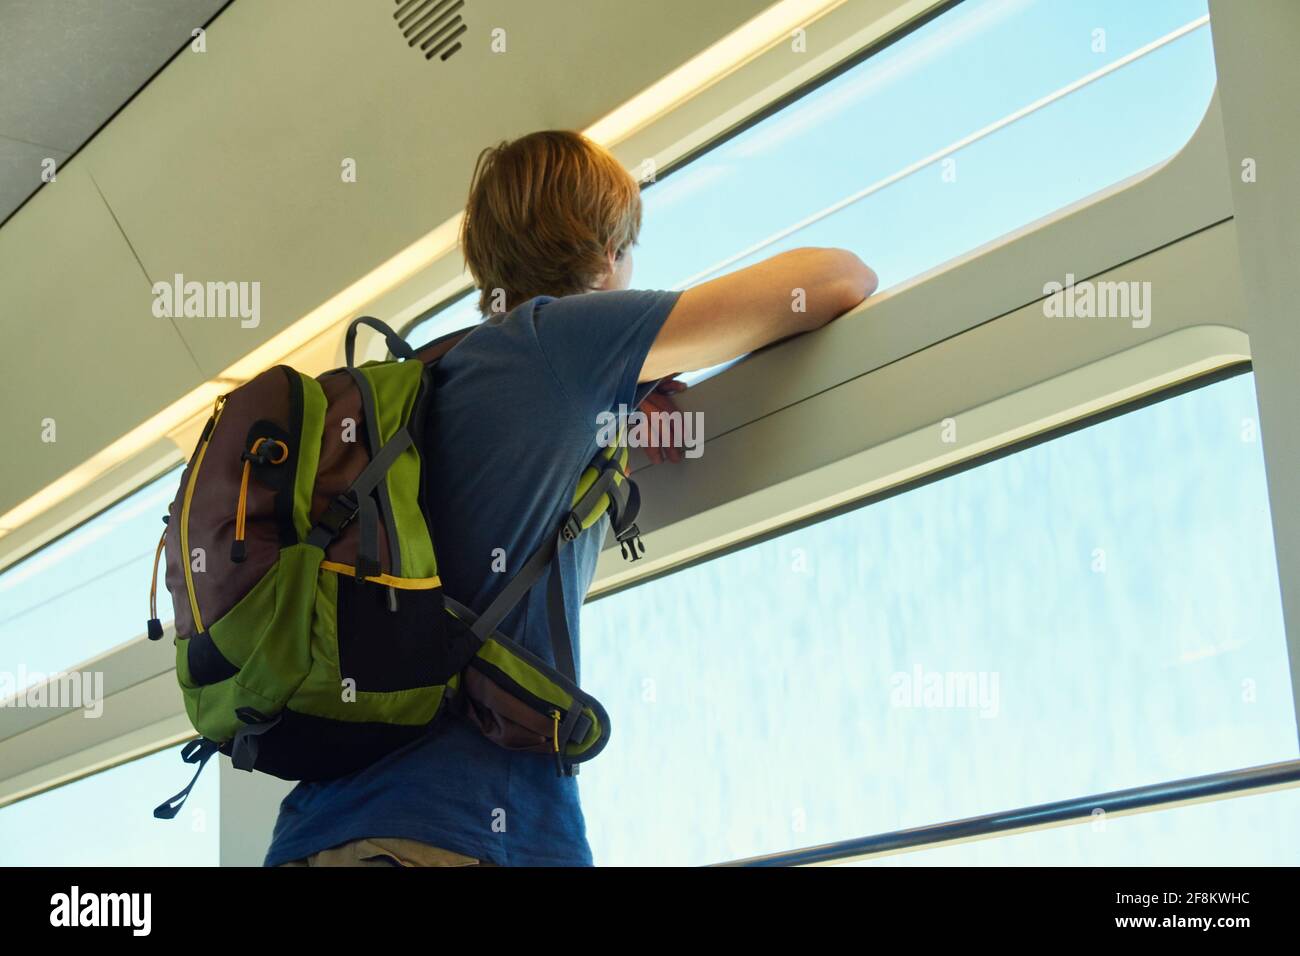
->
[[404, 292, 480, 351], [578, 371, 1291, 865], [640, 0, 1216, 299], [0, 466, 182, 690], [405, 0, 1216, 355], [0, 742, 219, 865]]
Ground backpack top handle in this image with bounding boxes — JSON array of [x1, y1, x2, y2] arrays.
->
[[345, 316, 417, 368]]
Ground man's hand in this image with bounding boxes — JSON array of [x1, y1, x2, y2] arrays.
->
[[638, 376, 688, 465]]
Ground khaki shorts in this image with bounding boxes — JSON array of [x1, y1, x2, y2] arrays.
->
[[278, 837, 495, 867]]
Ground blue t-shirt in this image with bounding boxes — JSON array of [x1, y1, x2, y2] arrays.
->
[[263, 288, 681, 867]]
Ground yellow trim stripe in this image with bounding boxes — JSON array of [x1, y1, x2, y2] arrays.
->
[[180, 397, 225, 632], [320, 560, 441, 590]]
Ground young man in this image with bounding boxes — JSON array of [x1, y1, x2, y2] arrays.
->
[[266, 130, 876, 867]]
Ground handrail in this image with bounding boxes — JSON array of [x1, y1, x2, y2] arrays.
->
[[716, 759, 1300, 866]]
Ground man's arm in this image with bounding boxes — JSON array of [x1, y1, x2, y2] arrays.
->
[[639, 247, 877, 382]]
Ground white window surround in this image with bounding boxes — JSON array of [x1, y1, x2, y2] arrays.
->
[[0, 82, 1267, 808]]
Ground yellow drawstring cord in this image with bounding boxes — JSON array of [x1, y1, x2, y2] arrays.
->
[[232, 438, 287, 562], [147, 524, 168, 640]]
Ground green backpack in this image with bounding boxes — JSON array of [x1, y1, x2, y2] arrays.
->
[[148, 316, 646, 819]]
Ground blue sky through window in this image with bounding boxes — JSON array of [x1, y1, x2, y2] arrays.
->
[[0, 742, 219, 866], [0, 466, 182, 691], [580, 371, 1294, 865]]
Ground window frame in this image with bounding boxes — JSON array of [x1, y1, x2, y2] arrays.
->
[[3, 3, 1276, 869]]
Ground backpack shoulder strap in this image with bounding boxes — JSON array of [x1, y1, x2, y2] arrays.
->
[[306, 316, 421, 605], [467, 437, 644, 679]]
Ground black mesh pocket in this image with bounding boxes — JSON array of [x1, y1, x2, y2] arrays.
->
[[336, 580, 478, 692]]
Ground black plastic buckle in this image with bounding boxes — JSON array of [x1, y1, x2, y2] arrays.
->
[[315, 491, 360, 537], [616, 523, 645, 562], [560, 512, 583, 542]]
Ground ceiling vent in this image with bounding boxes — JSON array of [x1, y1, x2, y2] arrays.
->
[[393, 0, 467, 62]]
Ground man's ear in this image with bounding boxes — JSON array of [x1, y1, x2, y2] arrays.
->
[[591, 245, 620, 292]]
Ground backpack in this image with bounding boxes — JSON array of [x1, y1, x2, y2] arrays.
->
[[147, 316, 647, 820]]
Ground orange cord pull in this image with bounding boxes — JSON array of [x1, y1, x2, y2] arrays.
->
[[231, 438, 287, 563]]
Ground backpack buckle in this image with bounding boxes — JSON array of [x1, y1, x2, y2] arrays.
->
[[306, 491, 362, 552], [316, 491, 360, 537], [560, 512, 583, 542], [616, 524, 645, 562]]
